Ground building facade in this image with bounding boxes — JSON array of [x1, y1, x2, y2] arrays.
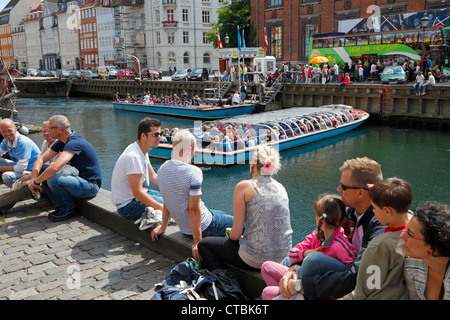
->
[[57, 1, 82, 70], [145, 0, 225, 74], [23, 5, 43, 69], [251, 0, 450, 64], [0, 0, 40, 68], [40, 0, 62, 70]]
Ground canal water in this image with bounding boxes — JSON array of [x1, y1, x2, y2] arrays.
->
[[16, 97, 450, 245]]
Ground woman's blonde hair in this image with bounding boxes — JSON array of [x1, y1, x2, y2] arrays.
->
[[250, 145, 281, 175]]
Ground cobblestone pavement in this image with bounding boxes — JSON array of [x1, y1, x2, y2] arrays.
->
[[0, 187, 177, 300]]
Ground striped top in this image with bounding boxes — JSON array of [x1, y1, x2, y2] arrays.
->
[[157, 159, 212, 235], [404, 257, 450, 300]]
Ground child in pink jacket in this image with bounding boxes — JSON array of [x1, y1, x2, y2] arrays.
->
[[261, 194, 356, 300]]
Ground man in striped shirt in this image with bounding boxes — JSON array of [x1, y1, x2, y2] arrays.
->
[[151, 130, 233, 261]]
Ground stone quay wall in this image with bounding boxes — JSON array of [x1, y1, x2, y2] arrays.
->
[[71, 79, 450, 128]]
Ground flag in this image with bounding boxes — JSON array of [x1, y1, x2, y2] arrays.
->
[[264, 27, 268, 52], [242, 29, 246, 48], [217, 28, 223, 49], [237, 25, 242, 52]]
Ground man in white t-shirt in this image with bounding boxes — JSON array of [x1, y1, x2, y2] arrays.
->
[[413, 71, 425, 95], [152, 130, 233, 261], [111, 118, 163, 220]]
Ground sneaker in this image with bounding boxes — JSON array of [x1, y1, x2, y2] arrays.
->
[[421, 92, 425, 95]]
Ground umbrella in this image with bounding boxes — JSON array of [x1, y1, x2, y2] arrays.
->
[[309, 56, 329, 64]]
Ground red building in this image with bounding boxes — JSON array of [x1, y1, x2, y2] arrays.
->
[[251, 0, 449, 63], [79, 1, 100, 70]]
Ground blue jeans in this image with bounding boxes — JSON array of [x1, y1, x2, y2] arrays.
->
[[421, 83, 432, 93], [117, 189, 164, 220], [201, 209, 234, 237], [297, 252, 347, 278], [0, 158, 23, 188], [44, 174, 100, 212], [414, 82, 423, 92]]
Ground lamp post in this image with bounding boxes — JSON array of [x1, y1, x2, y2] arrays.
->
[[129, 54, 141, 82], [224, 33, 229, 47], [421, 13, 429, 73]]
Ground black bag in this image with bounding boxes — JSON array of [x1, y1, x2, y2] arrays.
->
[[197, 269, 247, 300]]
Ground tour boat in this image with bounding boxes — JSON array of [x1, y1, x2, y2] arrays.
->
[[148, 104, 370, 166], [112, 100, 255, 120]]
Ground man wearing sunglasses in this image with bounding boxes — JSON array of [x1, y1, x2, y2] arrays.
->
[[279, 156, 386, 300], [111, 118, 164, 221]]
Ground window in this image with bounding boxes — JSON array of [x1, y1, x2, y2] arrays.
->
[[356, 35, 369, 45], [270, 26, 282, 59], [182, 9, 189, 22], [203, 53, 211, 64], [167, 9, 174, 21], [183, 52, 190, 64], [202, 10, 210, 23], [168, 32, 175, 45], [202, 32, 208, 44], [381, 33, 395, 44], [168, 51, 176, 64], [155, 9, 160, 23], [156, 31, 161, 45], [183, 31, 189, 44], [268, 0, 282, 7]]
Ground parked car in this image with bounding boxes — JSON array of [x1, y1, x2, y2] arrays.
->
[[26, 68, 38, 77], [68, 70, 82, 79], [118, 69, 135, 80], [380, 66, 407, 84], [171, 69, 191, 81], [98, 66, 119, 79], [79, 70, 101, 79], [58, 69, 71, 78], [141, 68, 160, 80], [187, 68, 209, 81]]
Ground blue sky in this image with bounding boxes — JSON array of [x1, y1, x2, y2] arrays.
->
[[0, 0, 9, 12]]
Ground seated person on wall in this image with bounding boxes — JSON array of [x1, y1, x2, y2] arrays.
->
[[111, 118, 164, 220], [27, 115, 102, 222], [198, 145, 293, 271], [278, 157, 385, 300], [151, 130, 234, 262], [0, 121, 78, 213], [342, 177, 412, 300], [0, 118, 40, 188]]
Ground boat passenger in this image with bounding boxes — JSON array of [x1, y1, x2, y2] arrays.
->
[[198, 145, 292, 270]]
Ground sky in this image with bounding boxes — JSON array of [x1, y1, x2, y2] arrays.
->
[[0, 0, 9, 12]]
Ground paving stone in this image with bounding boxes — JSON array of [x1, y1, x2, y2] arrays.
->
[[0, 186, 177, 300]]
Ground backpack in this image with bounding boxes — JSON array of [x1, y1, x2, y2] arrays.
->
[[151, 261, 247, 300]]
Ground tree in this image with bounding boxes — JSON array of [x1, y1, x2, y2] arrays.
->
[[206, 0, 256, 49]]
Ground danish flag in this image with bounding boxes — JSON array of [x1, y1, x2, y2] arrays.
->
[[264, 27, 268, 52], [217, 28, 223, 49]]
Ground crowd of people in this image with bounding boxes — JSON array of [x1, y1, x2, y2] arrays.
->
[[0, 116, 448, 301]]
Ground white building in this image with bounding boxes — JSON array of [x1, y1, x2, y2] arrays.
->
[[40, 0, 61, 70], [11, 24, 27, 71], [57, 1, 81, 70], [95, 5, 115, 67], [23, 5, 43, 69], [144, 0, 224, 74]]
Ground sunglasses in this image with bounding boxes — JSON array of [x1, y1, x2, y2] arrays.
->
[[149, 131, 164, 138], [339, 182, 369, 191]]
